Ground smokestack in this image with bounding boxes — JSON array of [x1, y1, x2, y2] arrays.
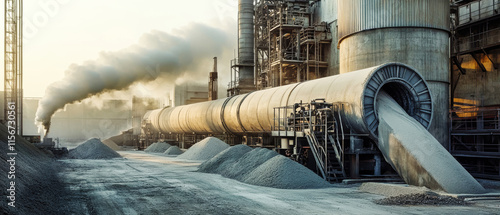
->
[[209, 57, 218, 101], [237, 0, 255, 87]]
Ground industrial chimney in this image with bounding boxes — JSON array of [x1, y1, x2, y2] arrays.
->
[[209, 57, 218, 101], [228, 0, 255, 96]]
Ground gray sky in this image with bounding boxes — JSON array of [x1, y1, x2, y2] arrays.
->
[[1, 0, 238, 97]]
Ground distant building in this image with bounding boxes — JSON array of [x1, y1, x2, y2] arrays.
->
[[172, 82, 209, 106]]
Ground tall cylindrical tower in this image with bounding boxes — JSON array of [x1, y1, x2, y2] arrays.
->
[[338, 0, 450, 147], [238, 0, 255, 85]]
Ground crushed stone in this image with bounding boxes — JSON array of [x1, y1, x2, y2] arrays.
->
[[198, 146, 327, 189], [164, 146, 184, 155], [375, 193, 468, 206], [176, 137, 229, 160], [68, 138, 121, 159], [144, 142, 172, 153], [225, 147, 279, 181], [198, 145, 253, 174], [359, 182, 432, 197], [0, 124, 74, 214], [242, 155, 330, 189]]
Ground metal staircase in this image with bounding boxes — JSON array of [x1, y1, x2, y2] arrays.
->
[[299, 100, 346, 182], [272, 99, 347, 182]]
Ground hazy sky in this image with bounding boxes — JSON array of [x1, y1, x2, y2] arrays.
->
[[1, 0, 238, 97]]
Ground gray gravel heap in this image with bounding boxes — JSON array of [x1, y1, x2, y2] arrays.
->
[[198, 145, 253, 174], [226, 147, 279, 181], [0, 124, 74, 215], [68, 138, 121, 159], [177, 137, 229, 160], [242, 155, 330, 189], [198, 146, 330, 189], [144, 142, 172, 153], [375, 193, 468, 206], [164, 146, 183, 155]]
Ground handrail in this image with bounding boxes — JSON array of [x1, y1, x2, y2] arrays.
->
[[304, 129, 327, 179], [455, 27, 500, 54], [458, 0, 500, 25]]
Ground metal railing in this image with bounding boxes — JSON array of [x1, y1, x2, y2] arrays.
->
[[455, 27, 500, 53], [458, 0, 500, 25], [272, 100, 346, 181], [451, 108, 500, 131]]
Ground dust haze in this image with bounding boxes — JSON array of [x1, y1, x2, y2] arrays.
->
[[35, 23, 234, 134]]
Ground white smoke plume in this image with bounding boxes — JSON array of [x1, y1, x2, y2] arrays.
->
[[35, 23, 233, 134]]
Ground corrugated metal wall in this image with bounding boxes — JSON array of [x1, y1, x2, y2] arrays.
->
[[338, 0, 451, 147], [338, 0, 450, 41]]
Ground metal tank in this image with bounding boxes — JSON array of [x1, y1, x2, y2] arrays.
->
[[238, 0, 255, 85], [338, 0, 450, 146], [145, 63, 432, 139]]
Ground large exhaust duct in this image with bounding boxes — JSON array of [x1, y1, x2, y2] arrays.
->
[[338, 0, 451, 147], [237, 0, 255, 87], [145, 63, 484, 194], [147, 63, 432, 137]]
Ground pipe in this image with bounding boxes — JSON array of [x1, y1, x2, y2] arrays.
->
[[145, 63, 432, 139]]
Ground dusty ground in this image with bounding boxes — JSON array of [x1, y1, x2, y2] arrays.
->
[[52, 151, 500, 215]]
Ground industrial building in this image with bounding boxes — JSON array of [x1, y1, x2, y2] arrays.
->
[[138, 0, 500, 182], [1, 0, 498, 183], [2, 0, 500, 214]]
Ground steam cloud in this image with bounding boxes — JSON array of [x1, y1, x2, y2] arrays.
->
[[35, 23, 232, 134]]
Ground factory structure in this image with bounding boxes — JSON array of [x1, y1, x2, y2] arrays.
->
[[138, 0, 500, 182], [6, 1, 500, 214], [2, 0, 498, 186]]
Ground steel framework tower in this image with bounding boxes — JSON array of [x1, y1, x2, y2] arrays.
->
[[4, 0, 23, 135]]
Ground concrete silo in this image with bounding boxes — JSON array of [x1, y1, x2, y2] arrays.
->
[[338, 0, 451, 146]]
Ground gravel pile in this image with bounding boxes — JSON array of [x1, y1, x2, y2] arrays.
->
[[176, 137, 229, 160], [144, 142, 172, 153], [375, 193, 468, 206], [225, 147, 279, 181], [68, 138, 121, 159], [164, 146, 183, 155], [198, 146, 329, 189], [243, 155, 330, 189], [198, 145, 253, 174], [359, 182, 431, 197], [0, 125, 74, 214]]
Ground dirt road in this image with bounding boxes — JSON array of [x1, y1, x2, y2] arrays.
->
[[57, 151, 500, 215]]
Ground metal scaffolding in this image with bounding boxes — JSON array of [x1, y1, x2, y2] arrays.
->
[[4, 0, 23, 135], [450, 0, 500, 180], [451, 108, 500, 179], [254, 0, 331, 90]]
